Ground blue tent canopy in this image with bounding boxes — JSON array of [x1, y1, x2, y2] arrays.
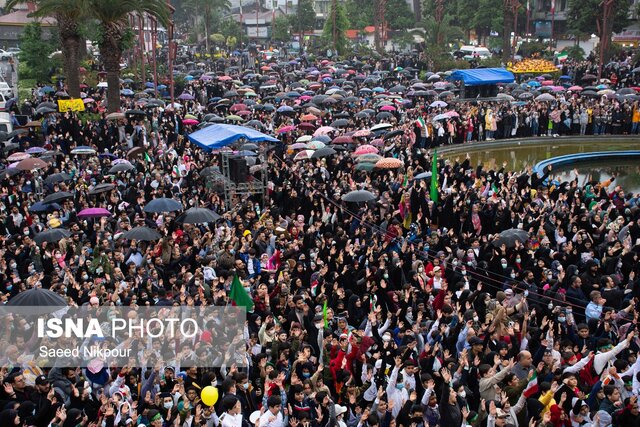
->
[[188, 124, 279, 151], [448, 68, 515, 86]]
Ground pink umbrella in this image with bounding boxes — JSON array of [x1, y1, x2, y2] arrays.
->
[[380, 105, 396, 111], [230, 104, 248, 112], [354, 145, 379, 156], [542, 80, 554, 85], [288, 143, 308, 150], [7, 152, 31, 161], [9, 161, 18, 168], [218, 76, 232, 81], [353, 129, 371, 138], [446, 111, 460, 118], [370, 138, 385, 147], [183, 119, 199, 125], [568, 85, 583, 91], [78, 207, 112, 218], [278, 125, 296, 134], [314, 126, 335, 136], [83, 98, 95, 104]]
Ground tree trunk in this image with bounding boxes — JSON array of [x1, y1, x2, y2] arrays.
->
[[204, 10, 211, 54], [100, 24, 124, 113], [502, 5, 511, 60], [56, 14, 81, 99]]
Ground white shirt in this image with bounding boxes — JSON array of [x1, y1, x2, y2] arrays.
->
[[220, 412, 243, 427], [259, 410, 284, 427]]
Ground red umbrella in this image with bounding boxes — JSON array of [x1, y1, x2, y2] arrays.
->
[[278, 125, 296, 134], [230, 104, 248, 112], [332, 136, 354, 144], [182, 119, 199, 125], [16, 157, 47, 171], [298, 122, 316, 131], [375, 157, 403, 169]]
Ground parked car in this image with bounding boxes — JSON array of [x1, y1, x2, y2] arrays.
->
[[0, 49, 13, 61], [0, 81, 13, 99]]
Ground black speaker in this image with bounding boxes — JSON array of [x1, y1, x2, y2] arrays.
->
[[229, 157, 248, 183]]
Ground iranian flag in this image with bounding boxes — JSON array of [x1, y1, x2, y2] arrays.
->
[[229, 274, 254, 311], [416, 116, 426, 129], [523, 371, 539, 398]]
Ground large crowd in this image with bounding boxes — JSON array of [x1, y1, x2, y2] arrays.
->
[[0, 48, 640, 427]]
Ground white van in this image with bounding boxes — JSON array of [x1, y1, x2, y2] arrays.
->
[[0, 81, 13, 99], [0, 112, 13, 133], [460, 46, 492, 61]]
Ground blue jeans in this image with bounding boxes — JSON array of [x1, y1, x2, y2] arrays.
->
[[632, 122, 640, 134]]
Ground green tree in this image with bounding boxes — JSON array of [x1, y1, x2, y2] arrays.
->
[[18, 22, 56, 81], [209, 33, 225, 46], [219, 19, 243, 44], [567, 0, 630, 61], [7, 0, 87, 98], [293, 0, 316, 50], [185, 0, 231, 53], [385, 0, 414, 30], [323, 1, 350, 56], [90, 0, 170, 112], [272, 16, 291, 42], [344, 0, 372, 30]]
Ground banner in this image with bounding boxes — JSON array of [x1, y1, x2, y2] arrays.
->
[[57, 98, 85, 112]]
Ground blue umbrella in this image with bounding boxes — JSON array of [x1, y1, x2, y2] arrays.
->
[[277, 105, 294, 113], [123, 78, 134, 84], [121, 89, 134, 96], [42, 86, 55, 93], [185, 75, 194, 81], [559, 75, 571, 80], [187, 124, 278, 151], [144, 82, 155, 88], [157, 84, 167, 90], [29, 201, 61, 212]]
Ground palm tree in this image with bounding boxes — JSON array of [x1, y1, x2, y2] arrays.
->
[[88, 0, 170, 112], [6, 0, 87, 98], [184, 0, 231, 55]]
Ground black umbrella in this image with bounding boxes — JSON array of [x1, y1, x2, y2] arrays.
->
[[176, 207, 221, 224], [29, 201, 61, 212], [89, 183, 116, 195], [126, 109, 146, 116], [383, 129, 403, 140], [122, 226, 162, 241], [42, 191, 73, 204], [376, 111, 393, 120], [492, 228, 529, 248], [44, 172, 71, 185], [108, 163, 135, 174], [34, 228, 71, 244], [0, 167, 20, 179], [311, 147, 337, 159], [36, 106, 57, 115], [330, 119, 349, 128], [7, 288, 67, 313], [143, 198, 183, 213], [200, 166, 220, 177], [342, 190, 376, 203]]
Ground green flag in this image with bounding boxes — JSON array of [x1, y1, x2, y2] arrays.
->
[[323, 300, 328, 329], [229, 274, 254, 311], [430, 150, 438, 204]]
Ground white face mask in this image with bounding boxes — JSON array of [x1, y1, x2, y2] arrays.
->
[[458, 390, 466, 398], [164, 401, 174, 409], [501, 263, 508, 269], [473, 315, 479, 322]]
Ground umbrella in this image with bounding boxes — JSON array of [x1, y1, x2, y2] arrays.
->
[[383, 129, 403, 140], [413, 172, 432, 180], [356, 153, 382, 163], [332, 136, 354, 144], [314, 126, 336, 136], [70, 146, 96, 155], [77, 208, 112, 218], [370, 123, 393, 132], [353, 129, 372, 138], [330, 119, 349, 128], [89, 183, 116, 195], [29, 201, 61, 212], [16, 158, 47, 171], [305, 141, 326, 150], [176, 207, 221, 224], [354, 145, 379, 156], [106, 112, 126, 121], [7, 152, 31, 161], [355, 162, 376, 172], [127, 147, 145, 158], [42, 191, 73, 204], [143, 198, 183, 213], [342, 190, 376, 203], [34, 228, 71, 244], [25, 147, 46, 154], [0, 168, 20, 179], [492, 228, 529, 248], [535, 93, 555, 102], [7, 287, 67, 312], [122, 226, 162, 241], [108, 162, 135, 173], [375, 157, 403, 169], [310, 147, 337, 159], [294, 150, 313, 161]]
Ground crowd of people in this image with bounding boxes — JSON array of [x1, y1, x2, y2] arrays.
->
[[0, 48, 640, 427]]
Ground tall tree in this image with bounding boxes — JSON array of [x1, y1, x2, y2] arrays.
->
[[90, 0, 170, 112], [185, 0, 231, 54], [18, 22, 56, 81], [323, 0, 349, 56], [567, 0, 630, 62], [293, 0, 316, 52], [272, 16, 291, 43], [6, 0, 87, 98]]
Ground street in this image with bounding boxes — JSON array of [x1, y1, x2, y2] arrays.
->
[[0, 58, 18, 99]]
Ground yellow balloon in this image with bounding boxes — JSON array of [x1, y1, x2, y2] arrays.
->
[[201, 386, 219, 407]]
